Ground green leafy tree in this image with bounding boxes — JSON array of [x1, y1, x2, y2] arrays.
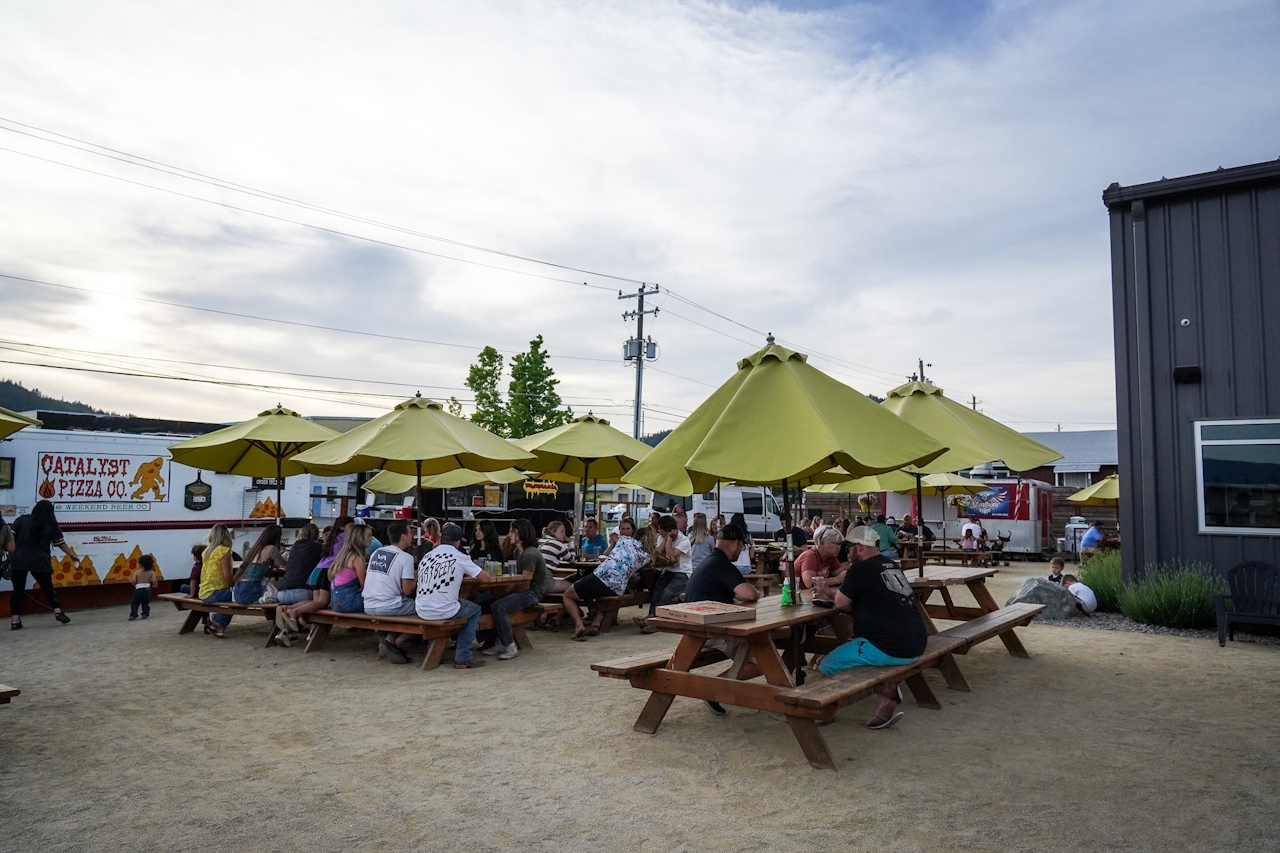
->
[[506, 335, 573, 438], [465, 346, 507, 436], [446, 396, 464, 418]]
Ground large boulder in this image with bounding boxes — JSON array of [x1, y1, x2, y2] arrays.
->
[[1005, 577, 1079, 619]]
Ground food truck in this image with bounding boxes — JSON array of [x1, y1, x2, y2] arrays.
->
[[883, 477, 1055, 556], [0, 413, 354, 612]]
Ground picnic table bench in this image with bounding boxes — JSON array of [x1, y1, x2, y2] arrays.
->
[[295, 602, 562, 670], [158, 592, 277, 634], [0, 684, 19, 705], [544, 590, 651, 632]]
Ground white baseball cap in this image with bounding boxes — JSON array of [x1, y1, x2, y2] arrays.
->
[[845, 526, 879, 547]]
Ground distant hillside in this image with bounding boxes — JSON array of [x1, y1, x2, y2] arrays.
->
[[0, 379, 105, 415]]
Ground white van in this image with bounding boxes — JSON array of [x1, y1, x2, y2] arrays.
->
[[650, 486, 781, 535]]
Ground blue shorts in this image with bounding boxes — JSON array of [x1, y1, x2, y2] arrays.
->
[[819, 638, 919, 676]]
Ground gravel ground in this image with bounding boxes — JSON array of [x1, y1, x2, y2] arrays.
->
[[1033, 610, 1280, 644], [2, 563, 1278, 853]]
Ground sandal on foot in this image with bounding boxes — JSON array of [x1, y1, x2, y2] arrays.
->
[[572, 628, 588, 641], [586, 624, 600, 637], [866, 711, 904, 730]]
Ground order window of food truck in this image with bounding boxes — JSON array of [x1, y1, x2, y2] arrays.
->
[[651, 492, 690, 513], [1195, 419, 1280, 536]]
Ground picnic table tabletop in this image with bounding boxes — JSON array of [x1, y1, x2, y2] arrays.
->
[[462, 575, 530, 594], [645, 593, 834, 640]]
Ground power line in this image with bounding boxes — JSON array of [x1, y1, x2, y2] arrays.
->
[[0, 116, 648, 286], [0, 271, 617, 363], [0, 145, 618, 294]]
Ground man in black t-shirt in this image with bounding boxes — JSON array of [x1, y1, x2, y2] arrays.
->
[[684, 523, 760, 715], [773, 515, 809, 548], [821, 526, 927, 730]]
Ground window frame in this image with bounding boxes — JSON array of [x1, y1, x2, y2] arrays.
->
[[1194, 418, 1280, 536]]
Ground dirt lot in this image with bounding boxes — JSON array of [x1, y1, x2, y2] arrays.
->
[[2, 563, 1277, 853]]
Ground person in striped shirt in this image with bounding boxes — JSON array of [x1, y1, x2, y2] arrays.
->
[[538, 521, 575, 570]]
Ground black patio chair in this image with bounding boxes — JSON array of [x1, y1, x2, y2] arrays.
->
[[1216, 561, 1280, 647]]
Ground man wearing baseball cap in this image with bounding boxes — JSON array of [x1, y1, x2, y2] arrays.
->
[[823, 525, 928, 729], [415, 522, 493, 669]]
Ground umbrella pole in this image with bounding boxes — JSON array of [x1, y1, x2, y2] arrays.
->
[[415, 459, 424, 540], [276, 453, 284, 526], [781, 478, 804, 684], [914, 473, 924, 577]]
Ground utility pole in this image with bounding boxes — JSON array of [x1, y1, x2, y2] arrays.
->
[[971, 394, 978, 411], [620, 284, 660, 439], [918, 358, 932, 384]]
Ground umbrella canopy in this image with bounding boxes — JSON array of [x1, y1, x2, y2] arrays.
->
[[624, 340, 947, 496], [168, 405, 341, 518], [291, 395, 536, 477], [0, 405, 41, 441], [514, 413, 652, 482], [168, 406, 340, 477], [806, 471, 919, 494], [362, 467, 527, 495], [1068, 474, 1120, 506], [880, 381, 1062, 474], [922, 472, 993, 494], [514, 413, 653, 533]]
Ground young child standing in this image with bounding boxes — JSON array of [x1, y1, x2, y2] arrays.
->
[[1047, 556, 1066, 585], [129, 554, 158, 620]]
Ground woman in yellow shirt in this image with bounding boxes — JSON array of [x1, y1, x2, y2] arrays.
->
[[199, 524, 235, 638]]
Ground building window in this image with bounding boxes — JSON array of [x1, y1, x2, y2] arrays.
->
[[1196, 419, 1280, 535], [1058, 472, 1093, 489]]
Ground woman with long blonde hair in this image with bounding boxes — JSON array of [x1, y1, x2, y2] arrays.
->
[[199, 523, 236, 638], [329, 524, 372, 613]]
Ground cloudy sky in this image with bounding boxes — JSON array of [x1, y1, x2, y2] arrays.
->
[[1, 0, 1277, 435]]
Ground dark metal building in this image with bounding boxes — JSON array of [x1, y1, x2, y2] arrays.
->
[[1104, 159, 1280, 578]]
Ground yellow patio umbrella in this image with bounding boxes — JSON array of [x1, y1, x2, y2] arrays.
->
[[291, 394, 536, 522], [806, 471, 919, 495], [0, 405, 41, 441], [880, 381, 1061, 548], [624, 337, 947, 631], [168, 405, 341, 520], [1068, 474, 1120, 506], [361, 467, 527, 495], [514, 413, 653, 534]]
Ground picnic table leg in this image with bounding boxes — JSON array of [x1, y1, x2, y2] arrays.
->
[[512, 625, 532, 651], [421, 636, 448, 671], [967, 581, 1031, 658], [935, 654, 970, 692], [264, 621, 281, 648], [914, 590, 938, 635], [939, 587, 959, 620], [723, 642, 751, 680], [903, 672, 942, 710], [178, 609, 203, 635], [749, 635, 837, 770], [633, 634, 706, 735], [304, 622, 332, 654]]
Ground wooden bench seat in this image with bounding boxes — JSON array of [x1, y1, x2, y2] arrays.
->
[[158, 592, 277, 635], [295, 602, 561, 670], [591, 646, 730, 679], [0, 684, 19, 705], [776, 634, 970, 712], [935, 603, 1044, 658], [545, 590, 651, 633]]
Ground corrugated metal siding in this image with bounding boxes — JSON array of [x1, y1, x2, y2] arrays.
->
[[1107, 163, 1280, 578]]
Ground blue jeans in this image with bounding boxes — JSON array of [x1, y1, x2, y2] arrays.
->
[[452, 598, 482, 662], [491, 589, 539, 647], [277, 588, 312, 605], [331, 580, 364, 613], [365, 599, 417, 617], [233, 579, 264, 606], [203, 587, 233, 629]]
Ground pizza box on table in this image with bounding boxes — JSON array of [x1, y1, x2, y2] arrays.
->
[[655, 601, 756, 625]]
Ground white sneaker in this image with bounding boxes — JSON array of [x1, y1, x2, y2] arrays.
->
[[497, 643, 519, 660], [482, 644, 503, 656]]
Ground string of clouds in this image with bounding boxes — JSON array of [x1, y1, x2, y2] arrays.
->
[[0, 0, 1276, 431]]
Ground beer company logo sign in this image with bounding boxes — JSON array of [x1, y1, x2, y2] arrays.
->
[[37, 453, 170, 505]]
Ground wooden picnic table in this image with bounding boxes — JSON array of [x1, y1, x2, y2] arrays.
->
[[611, 595, 851, 766], [905, 564, 1027, 656], [461, 575, 530, 595]]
